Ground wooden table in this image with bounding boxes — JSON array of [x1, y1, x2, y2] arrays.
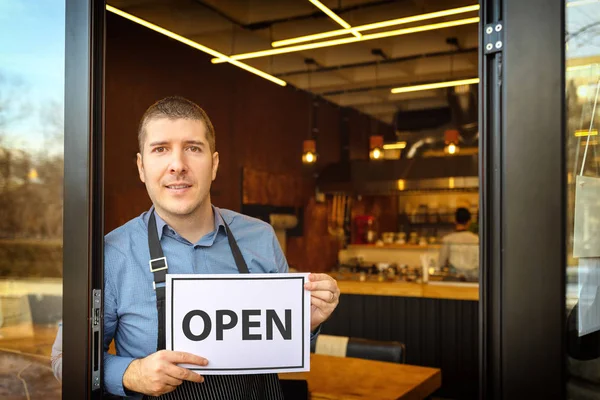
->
[[279, 354, 441, 400]]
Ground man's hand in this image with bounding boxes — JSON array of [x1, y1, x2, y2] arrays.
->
[[123, 350, 208, 396], [304, 273, 340, 331]]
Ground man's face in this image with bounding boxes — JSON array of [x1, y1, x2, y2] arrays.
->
[[137, 117, 219, 220]]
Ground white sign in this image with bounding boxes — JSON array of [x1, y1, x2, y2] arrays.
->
[[166, 273, 311, 375]]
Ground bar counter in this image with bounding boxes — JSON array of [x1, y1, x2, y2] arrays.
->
[[336, 279, 479, 301]]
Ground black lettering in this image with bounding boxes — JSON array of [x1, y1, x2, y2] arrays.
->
[[242, 310, 261, 340], [266, 309, 292, 340], [182, 310, 211, 341], [216, 309, 238, 340]]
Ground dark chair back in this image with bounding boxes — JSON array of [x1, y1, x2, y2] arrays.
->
[[346, 337, 405, 363], [310, 334, 406, 364]]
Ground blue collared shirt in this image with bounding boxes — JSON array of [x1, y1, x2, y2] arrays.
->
[[103, 206, 310, 397]]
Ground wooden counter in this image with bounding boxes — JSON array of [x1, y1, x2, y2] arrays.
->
[[336, 280, 479, 301], [280, 354, 441, 400], [347, 244, 442, 250]]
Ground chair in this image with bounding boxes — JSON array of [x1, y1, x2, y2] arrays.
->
[[280, 379, 309, 400], [310, 334, 406, 364]]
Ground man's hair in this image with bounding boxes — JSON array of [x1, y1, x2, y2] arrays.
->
[[455, 207, 472, 225], [138, 96, 216, 153]]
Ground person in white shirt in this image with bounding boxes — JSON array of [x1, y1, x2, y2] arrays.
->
[[438, 208, 479, 280], [51, 321, 62, 382]]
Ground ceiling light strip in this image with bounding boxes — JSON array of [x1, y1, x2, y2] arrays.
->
[[391, 78, 479, 94], [308, 0, 361, 38], [272, 4, 479, 47], [383, 142, 407, 150], [212, 17, 480, 64], [106, 5, 287, 86]]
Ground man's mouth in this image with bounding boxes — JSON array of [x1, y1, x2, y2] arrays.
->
[[166, 184, 192, 189]]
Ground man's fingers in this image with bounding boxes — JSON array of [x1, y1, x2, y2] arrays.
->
[[304, 278, 336, 291], [162, 351, 209, 367], [310, 290, 337, 303], [159, 383, 179, 395], [308, 273, 331, 282], [160, 374, 184, 387], [164, 364, 205, 383], [310, 296, 329, 310]]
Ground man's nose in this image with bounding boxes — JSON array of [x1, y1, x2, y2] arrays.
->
[[169, 149, 187, 174]]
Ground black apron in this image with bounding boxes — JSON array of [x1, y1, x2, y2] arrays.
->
[[143, 211, 284, 400]]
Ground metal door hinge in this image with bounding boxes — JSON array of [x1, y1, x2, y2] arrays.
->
[[484, 22, 503, 55], [92, 289, 101, 390]]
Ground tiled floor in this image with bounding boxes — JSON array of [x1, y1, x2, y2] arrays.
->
[[0, 350, 61, 399], [0, 324, 60, 399]]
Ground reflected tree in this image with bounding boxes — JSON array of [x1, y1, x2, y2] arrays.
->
[[0, 72, 63, 239]]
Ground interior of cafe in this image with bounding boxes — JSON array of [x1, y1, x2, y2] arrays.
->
[[101, 1, 480, 398], [0, 0, 480, 399]]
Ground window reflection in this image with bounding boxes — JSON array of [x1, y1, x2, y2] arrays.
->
[[566, 1, 600, 397], [0, 1, 65, 398]]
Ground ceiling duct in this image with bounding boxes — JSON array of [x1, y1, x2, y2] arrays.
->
[[393, 106, 452, 132], [398, 84, 479, 159], [317, 85, 480, 194], [317, 155, 479, 194], [447, 84, 478, 141]]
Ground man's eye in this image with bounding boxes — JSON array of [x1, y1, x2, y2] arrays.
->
[[188, 146, 201, 152], [152, 147, 166, 153]]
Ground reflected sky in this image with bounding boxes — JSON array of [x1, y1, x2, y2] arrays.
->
[[567, 0, 600, 59], [0, 0, 65, 153]]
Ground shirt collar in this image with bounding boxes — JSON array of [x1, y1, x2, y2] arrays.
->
[[212, 206, 227, 235], [144, 205, 227, 243]]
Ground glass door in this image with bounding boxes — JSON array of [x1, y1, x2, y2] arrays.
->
[[0, 1, 105, 398], [565, 0, 600, 398]]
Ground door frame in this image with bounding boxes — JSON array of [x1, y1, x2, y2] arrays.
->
[[479, 0, 566, 398], [63, 0, 105, 398]]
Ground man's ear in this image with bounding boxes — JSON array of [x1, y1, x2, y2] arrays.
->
[[136, 153, 145, 183], [211, 152, 219, 181]]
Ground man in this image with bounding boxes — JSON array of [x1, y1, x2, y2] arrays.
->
[[103, 96, 340, 399], [437, 207, 479, 280]]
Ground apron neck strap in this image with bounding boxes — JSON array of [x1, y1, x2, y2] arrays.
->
[[148, 210, 167, 290], [222, 216, 249, 274]]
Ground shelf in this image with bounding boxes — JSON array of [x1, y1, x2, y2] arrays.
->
[[347, 244, 441, 250], [400, 222, 455, 226]]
